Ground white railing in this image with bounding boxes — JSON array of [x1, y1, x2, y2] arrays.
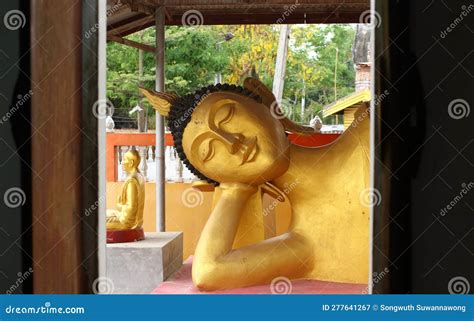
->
[[116, 145, 198, 182]]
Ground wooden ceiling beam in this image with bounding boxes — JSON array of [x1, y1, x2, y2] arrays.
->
[[108, 14, 154, 36], [106, 0, 370, 37], [109, 13, 364, 37], [108, 35, 156, 53]]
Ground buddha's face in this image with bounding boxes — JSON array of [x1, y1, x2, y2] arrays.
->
[[122, 151, 139, 173], [182, 92, 290, 185]]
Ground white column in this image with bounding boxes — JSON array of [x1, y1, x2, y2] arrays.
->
[[272, 24, 290, 103], [155, 7, 166, 232]]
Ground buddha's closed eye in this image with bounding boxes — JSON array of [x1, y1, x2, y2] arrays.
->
[[191, 103, 250, 163], [212, 103, 234, 129]]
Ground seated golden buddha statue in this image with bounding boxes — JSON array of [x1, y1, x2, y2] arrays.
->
[[141, 78, 369, 291], [106, 150, 145, 242]]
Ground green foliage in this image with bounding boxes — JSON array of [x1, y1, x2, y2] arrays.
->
[[107, 24, 356, 129], [165, 27, 229, 94], [285, 25, 356, 123]]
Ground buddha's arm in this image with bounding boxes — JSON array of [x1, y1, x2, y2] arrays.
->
[[118, 180, 139, 228], [192, 183, 312, 291], [116, 195, 123, 211]]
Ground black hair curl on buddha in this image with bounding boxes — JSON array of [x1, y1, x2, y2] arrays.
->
[[167, 83, 262, 186]]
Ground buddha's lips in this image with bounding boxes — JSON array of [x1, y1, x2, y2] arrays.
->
[[241, 137, 257, 165]]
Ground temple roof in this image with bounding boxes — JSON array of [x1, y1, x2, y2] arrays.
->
[[322, 89, 370, 117], [107, 0, 370, 37]]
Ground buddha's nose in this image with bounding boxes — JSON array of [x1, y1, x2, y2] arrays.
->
[[213, 129, 244, 154]]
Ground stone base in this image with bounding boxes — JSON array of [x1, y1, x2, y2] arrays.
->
[[107, 232, 183, 294]]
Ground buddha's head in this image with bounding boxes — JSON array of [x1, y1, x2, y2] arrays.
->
[[141, 78, 316, 186], [122, 150, 141, 174]]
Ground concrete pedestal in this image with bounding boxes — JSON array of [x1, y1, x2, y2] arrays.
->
[[107, 232, 183, 294]]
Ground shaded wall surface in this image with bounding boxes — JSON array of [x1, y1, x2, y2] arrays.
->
[[374, 0, 473, 293]]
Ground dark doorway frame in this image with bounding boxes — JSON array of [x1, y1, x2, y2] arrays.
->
[[30, 0, 99, 293]]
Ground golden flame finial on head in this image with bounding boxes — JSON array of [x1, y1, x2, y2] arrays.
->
[[139, 87, 179, 116]]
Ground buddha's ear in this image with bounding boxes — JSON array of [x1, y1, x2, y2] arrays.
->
[[139, 87, 179, 117], [243, 77, 317, 136], [243, 77, 276, 107]]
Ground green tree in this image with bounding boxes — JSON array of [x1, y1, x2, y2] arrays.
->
[[106, 24, 356, 129], [285, 24, 356, 123]]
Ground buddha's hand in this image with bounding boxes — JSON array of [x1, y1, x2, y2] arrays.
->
[[116, 195, 123, 210], [219, 182, 258, 199]]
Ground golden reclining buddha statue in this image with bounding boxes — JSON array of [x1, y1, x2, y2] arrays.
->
[[141, 78, 370, 291]]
